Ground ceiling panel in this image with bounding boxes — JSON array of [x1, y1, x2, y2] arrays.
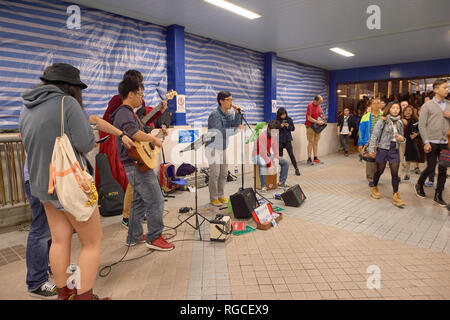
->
[[69, 0, 450, 70]]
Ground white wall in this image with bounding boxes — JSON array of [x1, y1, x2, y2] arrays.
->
[[119, 123, 340, 174]]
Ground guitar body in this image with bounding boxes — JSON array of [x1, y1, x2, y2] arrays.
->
[[128, 141, 161, 172]]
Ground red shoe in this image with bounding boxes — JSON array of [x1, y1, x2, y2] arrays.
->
[[146, 235, 175, 251], [73, 289, 111, 300], [57, 286, 76, 300], [313, 158, 321, 164]]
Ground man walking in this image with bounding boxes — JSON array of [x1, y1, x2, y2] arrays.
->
[[415, 79, 450, 207]]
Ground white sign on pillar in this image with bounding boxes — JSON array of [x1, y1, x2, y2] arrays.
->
[[271, 100, 277, 113], [176, 95, 186, 113]]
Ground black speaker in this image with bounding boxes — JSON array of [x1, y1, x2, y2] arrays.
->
[[230, 188, 258, 219], [281, 184, 306, 207]]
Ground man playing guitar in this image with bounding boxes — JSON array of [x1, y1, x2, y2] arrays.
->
[[111, 77, 174, 251]]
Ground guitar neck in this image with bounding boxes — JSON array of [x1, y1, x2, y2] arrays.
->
[[141, 101, 163, 124]]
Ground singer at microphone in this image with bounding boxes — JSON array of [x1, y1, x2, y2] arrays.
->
[[205, 91, 243, 207]]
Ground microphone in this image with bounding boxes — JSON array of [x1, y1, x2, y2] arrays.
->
[[233, 105, 244, 115]]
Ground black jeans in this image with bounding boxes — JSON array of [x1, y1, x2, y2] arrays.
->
[[279, 141, 298, 170], [418, 143, 448, 192]]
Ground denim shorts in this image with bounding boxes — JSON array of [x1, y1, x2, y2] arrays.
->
[[42, 200, 65, 211], [376, 142, 400, 164]]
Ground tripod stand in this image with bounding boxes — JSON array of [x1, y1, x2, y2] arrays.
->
[[238, 112, 272, 205], [173, 133, 215, 240]]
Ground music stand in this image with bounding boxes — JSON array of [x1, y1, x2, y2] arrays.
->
[[239, 113, 272, 205], [173, 132, 215, 240]]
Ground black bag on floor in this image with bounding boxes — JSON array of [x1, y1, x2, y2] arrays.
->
[[96, 153, 125, 217]]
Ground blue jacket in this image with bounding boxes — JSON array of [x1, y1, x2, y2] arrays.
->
[[205, 106, 242, 150], [358, 111, 383, 146], [278, 116, 295, 143]]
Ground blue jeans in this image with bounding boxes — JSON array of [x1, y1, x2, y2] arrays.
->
[[124, 165, 164, 243], [25, 181, 51, 291], [252, 155, 289, 188]]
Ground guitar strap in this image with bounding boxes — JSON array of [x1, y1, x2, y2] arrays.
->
[[133, 109, 146, 131]]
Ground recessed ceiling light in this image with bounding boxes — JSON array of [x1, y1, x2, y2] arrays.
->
[[330, 47, 355, 57], [203, 0, 262, 20]]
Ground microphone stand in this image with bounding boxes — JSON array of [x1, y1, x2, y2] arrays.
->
[[237, 110, 272, 205]]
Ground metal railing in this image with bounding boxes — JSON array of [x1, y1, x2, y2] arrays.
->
[[0, 133, 27, 208]]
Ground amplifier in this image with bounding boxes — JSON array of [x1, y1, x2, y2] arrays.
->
[[281, 184, 306, 207], [210, 214, 231, 242]]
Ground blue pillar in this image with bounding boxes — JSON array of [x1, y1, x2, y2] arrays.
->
[[166, 24, 186, 125], [264, 52, 277, 122], [328, 71, 337, 123]]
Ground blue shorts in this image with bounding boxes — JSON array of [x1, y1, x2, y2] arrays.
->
[[376, 142, 400, 164], [42, 200, 65, 211]]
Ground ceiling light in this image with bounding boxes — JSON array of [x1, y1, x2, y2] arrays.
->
[[203, 0, 262, 20], [330, 47, 355, 57]]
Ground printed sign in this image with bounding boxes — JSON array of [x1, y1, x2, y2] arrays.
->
[[176, 95, 186, 113], [271, 100, 277, 113], [178, 129, 199, 144]]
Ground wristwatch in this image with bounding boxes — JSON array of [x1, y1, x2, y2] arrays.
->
[[119, 132, 126, 139]]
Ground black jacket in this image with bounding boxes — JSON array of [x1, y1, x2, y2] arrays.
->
[[337, 114, 356, 134], [278, 116, 295, 143]]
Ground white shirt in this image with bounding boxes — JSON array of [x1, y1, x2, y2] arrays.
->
[[341, 116, 349, 135]]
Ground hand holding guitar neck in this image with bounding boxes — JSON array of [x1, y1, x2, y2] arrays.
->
[[139, 90, 177, 125]]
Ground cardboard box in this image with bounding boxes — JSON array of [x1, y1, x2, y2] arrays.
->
[[255, 165, 277, 190]]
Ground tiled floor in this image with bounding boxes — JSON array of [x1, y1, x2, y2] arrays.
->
[[0, 152, 449, 300]]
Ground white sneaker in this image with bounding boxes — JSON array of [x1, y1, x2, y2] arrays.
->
[[261, 187, 267, 192]]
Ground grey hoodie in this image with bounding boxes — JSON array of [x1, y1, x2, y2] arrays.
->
[[19, 85, 94, 201]]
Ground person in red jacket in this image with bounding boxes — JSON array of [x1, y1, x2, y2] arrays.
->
[[252, 120, 290, 191], [96, 70, 166, 228]]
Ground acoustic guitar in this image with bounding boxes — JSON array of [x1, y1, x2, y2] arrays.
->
[[128, 90, 177, 172], [128, 125, 167, 172]]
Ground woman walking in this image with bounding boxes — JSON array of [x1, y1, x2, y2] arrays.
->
[[402, 105, 420, 180], [367, 101, 406, 207]]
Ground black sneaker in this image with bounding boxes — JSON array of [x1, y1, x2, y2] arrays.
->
[[29, 281, 58, 300], [295, 168, 301, 176], [415, 183, 426, 198], [307, 158, 313, 165], [404, 175, 410, 181], [434, 192, 447, 207], [121, 218, 129, 228]]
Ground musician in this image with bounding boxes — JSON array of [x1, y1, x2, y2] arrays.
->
[[97, 70, 167, 228], [252, 120, 290, 191], [205, 91, 243, 206], [111, 77, 174, 251]]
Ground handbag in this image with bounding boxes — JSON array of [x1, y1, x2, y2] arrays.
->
[[361, 119, 387, 162], [439, 149, 450, 167], [48, 96, 98, 222], [311, 122, 327, 133]]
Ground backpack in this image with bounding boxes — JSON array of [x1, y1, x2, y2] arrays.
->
[[48, 96, 98, 222], [96, 153, 124, 217], [176, 163, 196, 176], [159, 162, 177, 192]]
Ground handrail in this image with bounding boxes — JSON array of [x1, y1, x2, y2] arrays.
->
[[0, 133, 27, 208]]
